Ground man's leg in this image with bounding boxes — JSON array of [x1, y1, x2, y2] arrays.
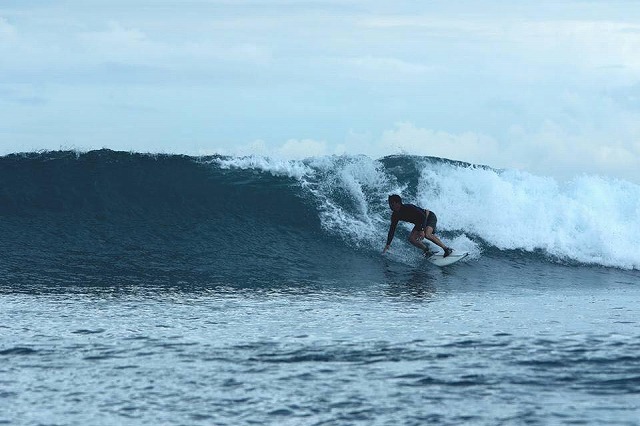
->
[[408, 230, 430, 253], [424, 226, 449, 252]]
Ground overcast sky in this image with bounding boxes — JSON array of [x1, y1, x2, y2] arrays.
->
[[1, 0, 640, 182]]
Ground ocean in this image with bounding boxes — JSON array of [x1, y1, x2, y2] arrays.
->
[[1, 150, 639, 425]]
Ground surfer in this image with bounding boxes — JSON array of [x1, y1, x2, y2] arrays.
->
[[382, 194, 453, 257]]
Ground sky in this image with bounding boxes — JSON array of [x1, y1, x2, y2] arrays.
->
[[1, 0, 640, 182]]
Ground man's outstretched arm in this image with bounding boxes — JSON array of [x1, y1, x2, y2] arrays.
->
[[383, 218, 398, 253]]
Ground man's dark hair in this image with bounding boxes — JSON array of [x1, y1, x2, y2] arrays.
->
[[388, 194, 402, 208]]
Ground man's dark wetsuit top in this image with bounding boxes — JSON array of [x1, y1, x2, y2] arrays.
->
[[386, 203, 429, 246]]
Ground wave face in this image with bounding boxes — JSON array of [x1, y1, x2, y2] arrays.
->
[[1, 149, 639, 289]]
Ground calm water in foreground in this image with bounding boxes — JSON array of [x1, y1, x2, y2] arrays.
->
[[2, 256, 639, 425]]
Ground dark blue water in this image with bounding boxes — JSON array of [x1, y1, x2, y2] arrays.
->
[[1, 150, 639, 425]]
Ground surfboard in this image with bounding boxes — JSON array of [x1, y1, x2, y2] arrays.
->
[[427, 251, 468, 267]]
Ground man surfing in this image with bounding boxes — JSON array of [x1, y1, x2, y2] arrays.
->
[[382, 194, 453, 257]]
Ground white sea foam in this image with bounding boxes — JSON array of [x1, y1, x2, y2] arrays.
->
[[215, 154, 400, 250], [214, 155, 314, 180], [309, 156, 401, 247], [214, 153, 640, 269], [418, 161, 640, 269]]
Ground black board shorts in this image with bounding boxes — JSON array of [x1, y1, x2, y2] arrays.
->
[[426, 211, 437, 233], [412, 211, 437, 234]]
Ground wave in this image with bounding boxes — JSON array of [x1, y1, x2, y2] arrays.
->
[[0, 149, 638, 290], [217, 152, 640, 270]]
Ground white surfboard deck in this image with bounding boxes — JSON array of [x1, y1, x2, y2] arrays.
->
[[427, 251, 468, 267]]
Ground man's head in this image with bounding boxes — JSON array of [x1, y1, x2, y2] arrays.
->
[[388, 194, 402, 212]]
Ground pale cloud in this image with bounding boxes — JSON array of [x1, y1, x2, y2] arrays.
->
[[0, 17, 270, 76], [377, 122, 502, 166], [0, 84, 46, 105], [76, 22, 272, 67], [0, 17, 17, 39], [510, 121, 640, 182], [515, 21, 640, 77], [351, 121, 640, 182], [2, 1, 640, 184], [277, 139, 328, 159], [76, 22, 157, 66], [185, 42, 272, 65], [360, 16, 496, 34], [345, 56, 434, 81], [204, 139, 330, 160], [360, 16, 640, 80], [79, 21, 147, 45]]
